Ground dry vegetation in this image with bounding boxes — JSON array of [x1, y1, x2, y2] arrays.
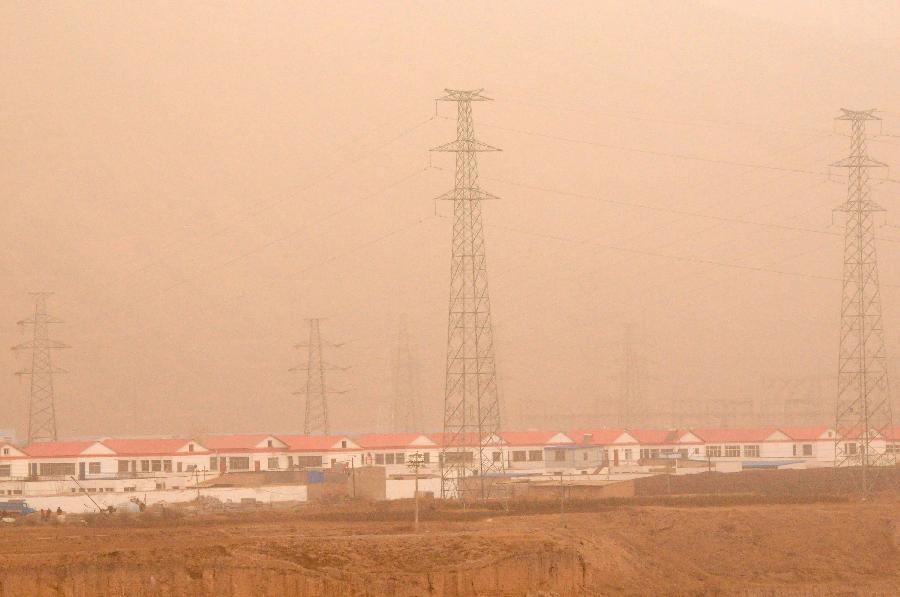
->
[[1, 471, 898, 596]]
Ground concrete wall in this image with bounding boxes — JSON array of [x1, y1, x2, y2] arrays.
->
[[19, 485, 308, 513], [385, 476, 441, 500]]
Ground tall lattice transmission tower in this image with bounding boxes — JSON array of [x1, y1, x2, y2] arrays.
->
[[432, 89, 504, 500], [832, 108, 895, 490], [13, 293, 67, 444], [391, 315, 420, 433], [292, 319, 345, 435], [618, 323, 642, 427]]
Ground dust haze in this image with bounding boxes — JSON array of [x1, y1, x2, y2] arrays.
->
[[3, 1, 900, 438]]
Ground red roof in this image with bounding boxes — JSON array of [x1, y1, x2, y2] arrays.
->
[[101, 438, 205, 456], [627, 429, 691, 445], [690, 427, 780, 443], [569, 429, 634, 445], [23, 441, 100, 458], [428, 431, 497, 447], [780, 426, 833, 441], [279, 435, 353, 451], [354, 434, 431, 449], [202, 434, 281, 451], [881, 427, 900, 441], [498, 431, 573, 446]]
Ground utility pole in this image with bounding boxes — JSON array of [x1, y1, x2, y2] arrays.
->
[[432, 89, 505, 502], [832, 109, 895, 493], [13, 293, 67, 444], [407, 451, 425, 532], [392, 315, 420, 433], [292, 319, 346, 435]]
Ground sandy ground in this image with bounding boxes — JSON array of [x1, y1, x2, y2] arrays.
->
[[0, 492, 898, 596]]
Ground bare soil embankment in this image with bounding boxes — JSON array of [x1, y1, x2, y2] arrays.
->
[[1, 474, 898, 596]]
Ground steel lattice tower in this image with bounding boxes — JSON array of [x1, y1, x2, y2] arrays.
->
[[292, 319, 345, 435], [832, 109, 895, 490], [13, 293, 67, 443], [391, 315, 420, 433], [618, 323, 641, 427], [431, 89, 504, 500]]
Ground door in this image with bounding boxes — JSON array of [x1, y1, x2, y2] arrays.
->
[[613, 449, 620, 466], [78, 462, 86, 480], [254, 460, 260, 471]]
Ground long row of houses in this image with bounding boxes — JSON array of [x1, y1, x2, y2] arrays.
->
[[2, 425, 897, 497]]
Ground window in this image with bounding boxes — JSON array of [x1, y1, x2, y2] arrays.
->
[[296, 455, 322, 468], [553, 449, 566, 462], [228, 457, 250, 470], [186, 465, 196, 472], [802, 444, 813, 457], [423, 452, 431, 464], [396, 453, 405, 464], [792, 444, 797, 456], [444, 451, 473, 464], [528, 450, 543, 462], [692, 448, 699, 455], [724, 445, 740, 457], [177, 462, 183, 473], [743, 445, 760, 458], [706, 445, 721, 457], [385, 453, 395, 465], [846, 443, 858, 455], [151, 460, 162, 472], [141, 460, 150, 472], [266, 440, 273, 448], [118, 460, 130, 473], [341, 440, 347, 448], [582, 452, 588, 461], [163, 460, 172, 472], [375, 454, 385, 465], [0, 465, 10, 477], [2, 448, 8, 455], [210, 457, 218, 470], [88, 462, 101, 474], [624, 449, 633, 460], [512, 451, 526, 462], [640, 448, 650, 459], [188, 444, 194, 452], [268, 457, 280, 469], [38, 463, 77, 477]]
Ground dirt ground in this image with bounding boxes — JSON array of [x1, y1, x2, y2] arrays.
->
[[1, 480, 898, 596]]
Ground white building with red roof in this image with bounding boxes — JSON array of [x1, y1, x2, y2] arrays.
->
[[279, 434, 360, 470], [354, 433, 437, 470], [568, 429, 639, 467], [689, 427, 797, 464], [202, 434, 289, 473], [0, 442, 29, 481], [627, 429, 704, 462], [498, 431, 574, 470], [779, 427, 837, 463]]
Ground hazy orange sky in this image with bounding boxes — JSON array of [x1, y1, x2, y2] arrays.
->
[[2, 1, 900, 439]]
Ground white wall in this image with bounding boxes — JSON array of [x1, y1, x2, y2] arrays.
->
[[22, 485, 308, 513], [385, 477, 441, 500]]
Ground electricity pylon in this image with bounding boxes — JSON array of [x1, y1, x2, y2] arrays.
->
[[391, 315, 420, 433], [292, 319, 346, 435], [618, 323, 642, 427], [13, 293, 67, 443], [432, 89, 504, 500], [831, 108, 895, 491]]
